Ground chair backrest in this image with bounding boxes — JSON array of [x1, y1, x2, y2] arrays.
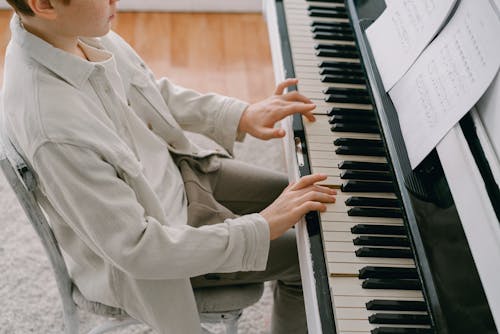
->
[[0, 111, 80, 329]]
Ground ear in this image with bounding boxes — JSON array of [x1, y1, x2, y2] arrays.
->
[[26, 0, 57, 19]]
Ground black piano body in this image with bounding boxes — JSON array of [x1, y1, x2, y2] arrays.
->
[[265, 0, 500, 333]]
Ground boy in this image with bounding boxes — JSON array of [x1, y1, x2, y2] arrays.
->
[[2, 0, 337, 333]]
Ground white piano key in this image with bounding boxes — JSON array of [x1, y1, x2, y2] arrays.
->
[[336, 319, 431, 333], [321, 212, 402, 223], [291, 52, 358, 63], [326, 250, 414, 267], [307, 133, 379, 144], [311, 166, 342, 176], [311, 152, 387, 164], [323, 223, 404, 234], [336, 307, 427, 320], [308, 151, 386, 164], [333, 295, 424, 309], [329, 277, 424, 298], [325, 241, 410, 253], [330, 262, 415, 276]]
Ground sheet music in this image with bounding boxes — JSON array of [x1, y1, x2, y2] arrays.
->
[[388, 0, 500, 168], [366, 0, 457, 91]]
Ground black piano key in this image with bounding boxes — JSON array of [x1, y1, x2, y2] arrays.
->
[[349, 207, 402, 218], [308, 5, 347, 13], [368, 313, 430, 325], [328, 107, 374, 117], [354, 236, 410, 247], [341, 170, 391, 181], [342, 180, 394, 193], [320, 67, 364, 76], [335, 138, 382, 147], [330, 115, 376, 124], [371, 328, 433, 334], [355, 247, 413, 259], [336, 146, 386, 157], [315, 43, 357, 51], [316, 49, 359, 59], [312, 25, 352, 34], [308, 6, 348, 14], [359, 266, 418, 279], [351, 224, 407, 235], [363, 279, 422, 291], [308, 9, 349, 19], [324, 87, 367, 95], [314, 32, 354, 41], [366, 299, 427, 311], [325, 94, 372, 104], [319, 61, 361, 69], [345, 196, 399, 207], [322, 74, 365, 84], [331, 123, 379, 134], [311, 20, 352, 29], [338, 161, 389, 171]]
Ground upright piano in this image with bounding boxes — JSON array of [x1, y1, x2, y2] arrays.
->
[[263, 1, 500, 333]]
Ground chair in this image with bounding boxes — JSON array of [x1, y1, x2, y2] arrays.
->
[[0, 127, 264, 334]]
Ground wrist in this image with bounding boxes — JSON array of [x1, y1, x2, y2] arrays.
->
[[238, 107, 250, 134]]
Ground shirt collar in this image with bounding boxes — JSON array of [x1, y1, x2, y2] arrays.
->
[[10, 14, 104, 88]]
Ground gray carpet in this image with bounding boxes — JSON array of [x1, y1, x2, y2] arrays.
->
[[0, 136, 286, 334]]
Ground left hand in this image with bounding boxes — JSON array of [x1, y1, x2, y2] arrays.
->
[[238, 78, 316, 140]]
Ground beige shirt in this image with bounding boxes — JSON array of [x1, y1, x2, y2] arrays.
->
[[79, 41, 187, 226], [2, 15, 270, 333]]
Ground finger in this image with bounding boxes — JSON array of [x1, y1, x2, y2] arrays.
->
[[300, 191, 336, 204], [290, 173, 328, 191], [281, 91, 314, 104], [297, 201, 327, 215], [302, 109, 316, 122], [278, 103, 316, 121], [296, 184, 337, 196], [274, 78, 299, 95], [254, 127, 286, 140]]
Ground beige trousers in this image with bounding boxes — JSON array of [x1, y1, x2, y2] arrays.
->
[[176, 156, 307, 334]]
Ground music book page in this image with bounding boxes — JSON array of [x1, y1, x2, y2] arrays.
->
[[366, 0, 457, 91], [389, 0, 500, 169]]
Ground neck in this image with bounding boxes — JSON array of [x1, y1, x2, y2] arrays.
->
[[21, 17, 85, 60]]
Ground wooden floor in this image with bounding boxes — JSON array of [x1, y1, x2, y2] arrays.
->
[[0, 11, 275, 103]]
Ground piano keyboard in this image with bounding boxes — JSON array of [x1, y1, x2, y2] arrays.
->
[[282, 0, 433, 333]]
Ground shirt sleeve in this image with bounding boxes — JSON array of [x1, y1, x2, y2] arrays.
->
[[104, 31, 249, 153], [155, 77, 249, 154], [32, 142, 270, 280]]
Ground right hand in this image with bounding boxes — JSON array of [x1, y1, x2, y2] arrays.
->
[[260, 173, 337, 240]]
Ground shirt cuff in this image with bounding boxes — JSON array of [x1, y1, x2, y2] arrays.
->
[[216, 98, 249, 154], [229, 213, 270, 272]]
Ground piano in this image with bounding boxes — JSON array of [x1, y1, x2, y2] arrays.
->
[[263, 0, 500, 333]]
